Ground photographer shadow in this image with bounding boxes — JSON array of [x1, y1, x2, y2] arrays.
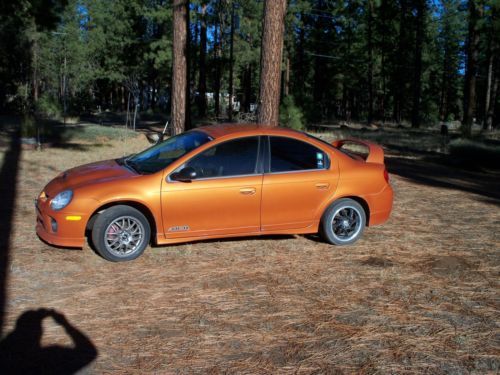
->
[[0, 308, 97, 374]]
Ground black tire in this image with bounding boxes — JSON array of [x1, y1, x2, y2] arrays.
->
[[320, 198, 366, 245], [91, 205, 150, 262]]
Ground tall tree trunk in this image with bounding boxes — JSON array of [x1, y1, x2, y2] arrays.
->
[[343, 16, 353, 121], [483, 42, 494, 130], [197, 2, 207, 117], [228, 2, 235, 121], [284, 56, 290, 97], [439, 45, 449, 121], [485, 66, 498, 131], [121, 86, 125, 111], [214, 3, 221, 119], [411, 0, 425, 128], [394, 0, 408, 124], [312, 1, 328, 122], [380, 13, 387, 123], [463, 0, 482, 138], [367, 0, 374, 125], [192, 16, 198, 89], [242, 64, 252, 113], [171, 0, 189, 135], [185, 3, 191, 130], [257, 0, 287, 126], [296, 21, 306, 102], [151, 80, 156, 109], [32, 29, 39, 104]]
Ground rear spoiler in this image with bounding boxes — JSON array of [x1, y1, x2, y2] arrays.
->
[[331, 139, 385, 164]]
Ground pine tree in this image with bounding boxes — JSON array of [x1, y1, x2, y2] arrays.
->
[[258, 0, 287, 125], [463, 0, 483, 137], [171, 0, 189, 134]]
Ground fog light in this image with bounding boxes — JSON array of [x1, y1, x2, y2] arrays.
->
[[50, 217, 58, 233]]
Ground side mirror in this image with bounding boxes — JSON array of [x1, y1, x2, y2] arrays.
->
[[154, 132, 165, 145], [170, 167, 197, 182]]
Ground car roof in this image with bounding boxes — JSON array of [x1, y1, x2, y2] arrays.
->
[[193, 123, 304, 139]]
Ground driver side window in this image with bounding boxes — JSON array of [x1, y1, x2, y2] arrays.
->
[[185, 137, 260, 179]]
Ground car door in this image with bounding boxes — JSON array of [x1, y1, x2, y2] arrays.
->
[[261, 136, 337, 231], [161, 136, 263, 239]]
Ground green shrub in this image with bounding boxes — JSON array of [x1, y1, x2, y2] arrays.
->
[[20, 115, 37, 138], [280, 96, 305, 130], [449, 139, 500, 169], [36, 93, 62, 120], [421, 101, 440, 127], [10, 84, 32, 114]]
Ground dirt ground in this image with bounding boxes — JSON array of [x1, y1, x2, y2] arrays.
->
[[0, 130, 498, 373]]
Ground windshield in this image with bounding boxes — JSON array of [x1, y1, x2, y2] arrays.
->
[[127, 131, 212, 174]]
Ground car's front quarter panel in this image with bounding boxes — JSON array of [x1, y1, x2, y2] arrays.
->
[[37, 172, 163, 248], [78, 173, 163, 237]]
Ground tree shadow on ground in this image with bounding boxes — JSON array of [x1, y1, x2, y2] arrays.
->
[[0, 308, 97, 374], [386, 155, 500, 204], [0, 128, 20, 335], [0, 130, 98, 373]]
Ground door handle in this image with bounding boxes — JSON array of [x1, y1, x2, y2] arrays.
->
[[315, 183, 329, 190], [240, 187, 256, 195]]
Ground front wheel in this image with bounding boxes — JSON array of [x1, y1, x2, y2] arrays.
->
[[320, 198, 366, 245], [91, 205, 150, 262]]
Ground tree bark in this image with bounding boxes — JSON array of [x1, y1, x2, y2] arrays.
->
[[32, 30, 39, 103], [296, 20, 306, 102], [411, 0, 425, 128], [439, 46, 449, 121], [483, 41, 494, 130], [197, 2, 207, 118], [312, 0, 328, 122], [367, 0, 374, 125], [485, 2, 499, 130], [284, 56, 290, 97], [394, 0, 408, 124], [185, 3, 191, 130], [213, 2, 221, 119], [485, 67, 498, 131], [463, 0, 482, 138], [242, 64, 252, 113], [257, 0, 287, 126], [228, 2, 235, 121], [171, 0, 189, 135]]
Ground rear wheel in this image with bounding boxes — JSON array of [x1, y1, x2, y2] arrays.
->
[[320, 198, 366, 245], [91, 205, 150, 262]]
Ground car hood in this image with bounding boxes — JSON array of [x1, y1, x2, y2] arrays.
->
[[44, 159, 135, 197]]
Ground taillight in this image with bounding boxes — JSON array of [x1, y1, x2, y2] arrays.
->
[[383, 168, 389, 183]]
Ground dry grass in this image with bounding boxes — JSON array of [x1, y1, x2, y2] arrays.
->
[[0, 127, 499, 373]]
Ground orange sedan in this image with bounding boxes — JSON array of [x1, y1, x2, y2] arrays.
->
[[36, 124, 393, 261]]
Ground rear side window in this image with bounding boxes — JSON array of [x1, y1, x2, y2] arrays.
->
[[270, 137, 328, 173], [186, 137, 259, 178]]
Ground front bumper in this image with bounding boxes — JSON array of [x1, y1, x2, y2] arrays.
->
[[35, 198, 87, 248]]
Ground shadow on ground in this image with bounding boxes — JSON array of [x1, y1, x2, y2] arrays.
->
[[386, 155, 500, 204], [0, 130, 98, 373], [0, 308, 97, 374], [0, 129, 20, 335]]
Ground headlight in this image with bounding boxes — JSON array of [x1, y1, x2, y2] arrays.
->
[[50, 190, 73, 211]]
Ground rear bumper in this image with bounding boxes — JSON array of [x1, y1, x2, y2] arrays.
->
[[367, 184, 393, 226], [35, 200, 86, 248]]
